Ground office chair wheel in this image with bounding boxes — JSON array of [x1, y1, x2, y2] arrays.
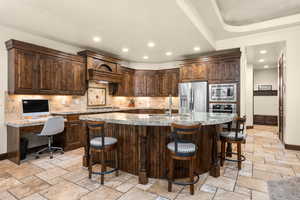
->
[[35, 155, 39, 159], [60, 151, 64, 154], [50, 155, 53, 159]]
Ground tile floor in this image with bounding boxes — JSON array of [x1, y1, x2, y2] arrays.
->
[[0, 125, 299, 200]]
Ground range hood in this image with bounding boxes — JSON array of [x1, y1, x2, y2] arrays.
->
[[78, 50, 122, 83], [87, 68, 122, 83]]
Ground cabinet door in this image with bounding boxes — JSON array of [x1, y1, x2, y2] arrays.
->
[[180, 65, 193, 81], [61, 60, 86, 94], [170, 70, 179, 96], [207, 62, 221, 81], [65, 121, 83, 150], [15, 49, 38, 92], [160, 72, 170, 96], [38, 54, 55, 92], [146, 72, 159, 97], [72, 61, 86, 94], [223, 60, 240, 81], [192, 63, 207, 80], [134, 72, 147, 96]]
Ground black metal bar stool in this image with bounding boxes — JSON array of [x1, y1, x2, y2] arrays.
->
[[167, 123, 201, 195], [220, 116, 247, 170], [87, 121, 119, 184]]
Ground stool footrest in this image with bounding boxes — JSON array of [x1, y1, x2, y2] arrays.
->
[[220, 152, 246, 162], [169, 173, 200, 186], [92, 167, 118, 175]]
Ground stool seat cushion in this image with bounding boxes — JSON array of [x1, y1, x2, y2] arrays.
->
[[167, 142, 196, 153], [90, 137, 117, 148], [220, 131, 246, 141]]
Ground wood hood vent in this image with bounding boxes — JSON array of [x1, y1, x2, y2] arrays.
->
[[87, 68, 122, 83], [78, 50, 122, 83]]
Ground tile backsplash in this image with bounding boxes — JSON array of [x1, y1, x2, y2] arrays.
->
[[5, 90, 179, 121]]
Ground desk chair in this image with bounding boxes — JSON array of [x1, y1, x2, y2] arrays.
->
[[35, 116, 65, 159]]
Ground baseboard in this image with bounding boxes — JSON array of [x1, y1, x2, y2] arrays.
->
[[285, 144, 300, 151], [246, 126, 254, 129], [0, 153, 8, 161]]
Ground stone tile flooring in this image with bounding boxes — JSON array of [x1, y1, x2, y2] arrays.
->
[[0, 125, 299, 200]]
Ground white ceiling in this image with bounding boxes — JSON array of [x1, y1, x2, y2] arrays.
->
[[0, 0, 299, 63], [0, 0, 214, 63], [246, 42, 285, 69], [216, 0, 300, 26]]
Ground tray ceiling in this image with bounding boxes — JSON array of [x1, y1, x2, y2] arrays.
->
[[216, 0, 300, 26]]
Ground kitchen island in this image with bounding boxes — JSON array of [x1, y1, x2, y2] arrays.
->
[[80, 112, 235, 184]]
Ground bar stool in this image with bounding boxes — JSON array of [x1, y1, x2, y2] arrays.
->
[[87, 121, 119, 184], [167, 123, 201, 195], [220, 116, 246, 170]]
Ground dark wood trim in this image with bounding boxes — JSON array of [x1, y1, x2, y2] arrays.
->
[[254, 90, 277, 96], [254, 115, 278, 126], [0, 153, 8, 161], [182, 48, 241, 64], [6, 39, 84, 63], [246, 126, 254, 129], [78, 50, 122, 64], [285, 144, 300, 151]]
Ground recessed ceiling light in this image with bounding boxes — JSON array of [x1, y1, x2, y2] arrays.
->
[[260, 50, 267, 54], [264, 65, 269, 69], [165, 52, 173, 56], [147, 42, 155, 48], [122, 48, 129, 52], [259, 59, 265, 63], [143, 56, 149, 59], [194, 46, 201, 51], [93, 36, 101, 42]]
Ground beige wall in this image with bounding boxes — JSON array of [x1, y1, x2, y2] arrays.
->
[[216, 25, 300, 146], [253, 68, 278, 116], [253, 68, 278, 90]]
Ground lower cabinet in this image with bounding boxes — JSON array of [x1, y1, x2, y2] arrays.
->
[[53, 115, 84, 151], [254, 115, 278, 126], [64, 121, 83, 151]]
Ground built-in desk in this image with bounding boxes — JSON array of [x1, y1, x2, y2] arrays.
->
[[6, 107, 179, 165], [6, 119, 48, 165]]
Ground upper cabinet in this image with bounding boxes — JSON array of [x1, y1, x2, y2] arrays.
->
[[111, 68, 180, 97], [6, 40, 86, 95], [132, 69, 179, 97], [180, 49, 241, 83], [180, 63, 207, 82]]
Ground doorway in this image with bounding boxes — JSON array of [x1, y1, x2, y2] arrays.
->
[[245, 42, 286, 140]]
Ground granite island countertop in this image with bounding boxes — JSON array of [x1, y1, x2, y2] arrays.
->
[[50, 107, 177, 115], [79, 112, 236, 126]]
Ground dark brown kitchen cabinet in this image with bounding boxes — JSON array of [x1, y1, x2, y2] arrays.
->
[[160, 69, 179, 96], [134, 70, 147, 96], [52, 114, 84, 151], [114, 67, 134, 96], [146, 71, 160, 97], [64, 120, 83, 151], [6, 39, 86, 95], [11, 49, 39, 93], [180, 63, 207, 82], [113, 68, 179, 97]]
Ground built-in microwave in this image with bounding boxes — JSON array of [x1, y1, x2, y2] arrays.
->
[[209, 83, 237, 102]]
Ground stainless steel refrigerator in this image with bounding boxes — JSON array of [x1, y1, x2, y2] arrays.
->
[[179, 81, 207, 114]]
